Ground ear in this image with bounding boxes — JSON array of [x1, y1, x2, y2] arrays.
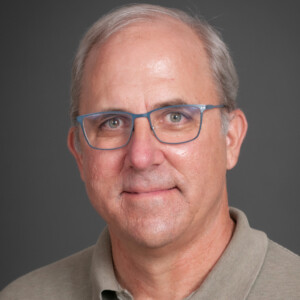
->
[[67, 127, 86, 182], [226, 109, 248, 170]]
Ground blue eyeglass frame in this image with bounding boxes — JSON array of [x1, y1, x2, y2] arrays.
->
[[76, 104, 225, 150]]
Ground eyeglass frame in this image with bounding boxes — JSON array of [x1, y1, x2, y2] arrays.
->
[[76, 104, 225, 150]]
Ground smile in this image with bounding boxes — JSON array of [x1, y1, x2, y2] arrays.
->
[[122, 187, 178, 196]]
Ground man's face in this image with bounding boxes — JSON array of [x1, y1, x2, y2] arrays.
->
[[70, 19, 239, 248]]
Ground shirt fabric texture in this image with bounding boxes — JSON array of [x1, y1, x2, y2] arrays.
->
[[1, 208, 299, 299]]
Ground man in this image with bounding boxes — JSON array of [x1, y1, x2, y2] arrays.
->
[[1, 3, 299, 300]]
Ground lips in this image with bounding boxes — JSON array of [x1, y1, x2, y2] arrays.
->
[[123, 186, 177, 194], [121, 173, 180, 196]]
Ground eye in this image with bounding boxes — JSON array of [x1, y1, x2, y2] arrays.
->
[[168, 112, 182, 123], [106, 117, 122, 128], [98, 114, 132, 131]]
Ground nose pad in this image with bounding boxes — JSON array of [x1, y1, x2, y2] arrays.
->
[[131, 119, 155, 135], [130, 118, 155, 145], [129, 114, 157, 143]]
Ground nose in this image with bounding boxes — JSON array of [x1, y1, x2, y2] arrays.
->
[[125, 118, 164, 170]]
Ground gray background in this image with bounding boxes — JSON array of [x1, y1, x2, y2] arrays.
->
[[1, 0, 299, 289]]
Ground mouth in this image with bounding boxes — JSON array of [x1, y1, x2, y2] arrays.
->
[[122, 186, 178, 196]]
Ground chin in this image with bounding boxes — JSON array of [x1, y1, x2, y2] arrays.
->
[[123, 217, 185, 249]]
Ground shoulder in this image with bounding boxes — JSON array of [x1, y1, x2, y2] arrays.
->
[[0, 246, 94, 300], [249, 239, 300, 299], [264, 239, 300, 275]]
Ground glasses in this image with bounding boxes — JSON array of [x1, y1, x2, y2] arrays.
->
[[76, 104, 225, 150]]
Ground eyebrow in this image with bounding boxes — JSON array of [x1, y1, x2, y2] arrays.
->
[[152, 98, 189, 110]]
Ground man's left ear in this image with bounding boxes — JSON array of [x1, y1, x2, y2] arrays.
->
[[225, 109, 248, 170]]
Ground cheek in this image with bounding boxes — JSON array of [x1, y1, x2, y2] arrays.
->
[[82, 149, 123, 180], [166, 134, 227, 197], [81, 149, 125, 208]]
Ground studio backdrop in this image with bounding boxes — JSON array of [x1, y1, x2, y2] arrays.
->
[[1, 0, 299, 289]]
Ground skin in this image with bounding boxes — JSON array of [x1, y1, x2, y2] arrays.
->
[[68, 17, 248, 300]]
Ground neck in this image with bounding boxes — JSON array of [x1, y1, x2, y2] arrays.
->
[[110, 203, 234, 300]]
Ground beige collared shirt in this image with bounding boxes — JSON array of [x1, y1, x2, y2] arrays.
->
[[1, 208, 300, 299]]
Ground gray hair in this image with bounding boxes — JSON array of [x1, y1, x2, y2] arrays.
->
[[70, 4, 238, 132]]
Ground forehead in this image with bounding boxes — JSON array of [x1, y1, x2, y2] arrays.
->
[[80, 17, 217, 113], [87, 17, 208, 73]]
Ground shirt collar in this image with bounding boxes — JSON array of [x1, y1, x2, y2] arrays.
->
[[90, 208, 268, 300], [188, 207, 268, 299], [90, 228, 126, 300]]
